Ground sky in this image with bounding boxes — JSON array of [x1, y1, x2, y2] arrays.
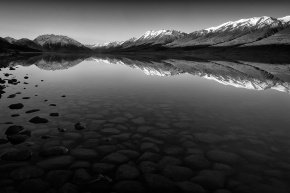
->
[[0, 0, 289, 44]]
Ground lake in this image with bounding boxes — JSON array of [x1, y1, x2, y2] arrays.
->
[[0, 54, 290, 193]]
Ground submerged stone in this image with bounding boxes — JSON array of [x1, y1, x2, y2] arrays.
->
[[5, 125, 24, 135], [26, 109, 40, 114], [39, 146, 69, 157], [9, 103, 24, 109], [29, 116, 49, 124], [1, 150, 33, 161]]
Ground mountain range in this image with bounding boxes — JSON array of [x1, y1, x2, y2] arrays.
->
[[0, 15, 289, 54]]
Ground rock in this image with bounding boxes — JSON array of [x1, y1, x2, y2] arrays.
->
[[73, 168, 92, 184], [117, 150, 140, 159], [96, 145, 117, 155], [45, 170, 72, 188], [9, 103, 24, 109], [7, 133, 29, 145], [140, 142, 159, 152], [82, 139, 100, 148], [162, 166, 193, 181], [191, 170, 226, 190], [141, 174, 176, 193], [213, 163, 235, 176], [194, 133, 229, 144], [11, 114, 19, 117], [0, 138, 9, 144], [113, 180, 145, 193], [102, 128, 120, 135], [74, 122, 86, 130], [22, 97, 30, 99], [239, 149, 275, 163], [70, 161, 91, 169], [63, 132, 82, 140], [158, 156, 183, 168], [25, 109, 40, 114], [10, 165, 44, 181], [8, 94, 16, 98], [136, 126, 154, 133], [93, 163, 116, 174], [138, 161, 159, 174], [138, 152, 161, 163], [18, 179, 49, 193], [164, 147, 184, 156], [213, 189, 232, 193], [36, 156, 74, 170], [0, 163, 29, 171], [62, 140, 78, 149], [173, 122, 191, 128], [115, 164, 140, 181], [50, 113, 59, 117], [1, 150, 33, 161], [102, 153, 129, 164], [206, 150, 240, 165], [132, 117, 146, 124], [5, 125, 24, 135], [58, 183, 78, 193], [39, 146, 68, 157], [114, 133, 131, 140], [175, 181, 206, 193], [49, 104, 56, 106], [70, 148, 98, 160], [184, 155, 211, 169], [57, 127, 67, 132], [29, 116, 49, 124]]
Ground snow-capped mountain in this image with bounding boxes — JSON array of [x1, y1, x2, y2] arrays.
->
[[278, 16, 290, 26], [4, 37, 17, 44]]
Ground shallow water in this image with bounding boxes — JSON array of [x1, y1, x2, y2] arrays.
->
[[1, 54, 290, 193]]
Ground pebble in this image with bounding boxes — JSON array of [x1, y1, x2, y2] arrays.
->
[[93, 163, 116, 174], [58, 183, 78, 193], [138, 161, 160, 174], [18, 179, 49, 193], [70, 161, 91, 169], [117, 150, 140, 159], [96, 145, 117, 155], [5, 125, 24, 135], [206, 150, 240, 165], [10, 165, 44, 180], [45, 170, 72, 188], [9, 103, 24, 109], [74, 122, 86, 130], [140, 142, 160, 152], [25, 109, 40, 114], [175, 181, 206, 193], [39, 146, 68, 157], [158, 156, 183, 168], [73, 168, 92, 184], [141, 174, 176, 193], [194, 133, 229, 144], [7, 133, 29, 145], [50, 113, 59, 117], [115, 164, 140, 181], [70, 148, 98, 160], [113, 180, 145, 193], [161, 166, 193, 181], [138, 152, 161, 163], [1, 150, 33, 161], [102, 128, 121, 135], [36, 156, 74, 170], [102, 152, 130, 164], [29, 116, 49, 124], [191, 170, 226, 190], [184, 155, 211, 169]]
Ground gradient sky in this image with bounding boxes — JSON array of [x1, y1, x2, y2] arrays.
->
[[0, 0, 289, 44]]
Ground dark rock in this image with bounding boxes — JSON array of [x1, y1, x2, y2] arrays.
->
[[73, 168, 92, 184], [29, 116, 49, 124], [50, 113, 59, 117], [158, 156, 183, 168], [93, 163, 116, 174], [39, 146, 68, 157], [138, 152, 161, 163], [45, 170, 72, 188], [162, 166, 193, 181], [22, 97, 30, 99], [8, 103, 24, 109], [24, 76, 29, 79], [61, 95, 66, 97], [70, 148, 98, 160], [117, 150, 140, 159], [49, 104, 56, 106], [102, 153, 129, 164], [5, 125, 24, 135], [191, 170, 226, 190], [7, 133, 30, 144], [24, 82, 29, 84], [115, 164, 140, 181], [7, 94, 16, 98], [58, 127, 67, 132], [138, 161, 160, 174], [10, 165, 44, 180], [206, 150, 240, 165], [175, 181, 206, 193], [141, 174, 176, 193], [0, 138, 9, 144], [19, 130, 32, 137], [18, 179, 49, 193], [113, 180, 145, 193], [58, 183, 78, 193], [9, 67, 15, 70], [36, 156, 74, 170], [184, 155, 211, 169], [74, 122, 86, 130], [25, 109, 40, 114], [41, 135, 54, 139], [239, 149, 275, 163], [70, 161, 91, 169], [1, 150, 33, 161], [11, 114, 20, 117]]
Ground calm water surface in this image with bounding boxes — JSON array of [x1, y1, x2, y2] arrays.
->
[[0, 55, 290, 193]]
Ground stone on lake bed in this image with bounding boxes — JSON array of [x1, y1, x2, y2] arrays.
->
[[206, 150, 240, 165], [117, 150, 141, 159], [141, 174, 176, 193], [175, 181, 206, 193], [45, 170, 73, 188], [140, 142, 160, 152], [18, 179, 49, 193], [113, 180, 145, 193], [161, 166, 193, 181], [39, 146, 68, 157], [194, 133, 229, 144], [9, 103, 24, 109], [36, 156, 74, 170], [102, 152, 130, 164], [70, 148, 98, 160], [1, 150, 33, 161], [138, 152, 161, 163], [7, 133, 30, 144], [29, 116, 49, 124], [138, 161, 160, 174], [10, 165, 44, 180], [101, 128, 120, 135], [115, 164, 140, 181], [73, 168, 92, 184], [74, 122, 86, 130], [158, 156, 183, 168], [184, 155, 211, 169], [191, 170, 226, 190], [26, 109, 40, 114], [50, 113, 59, 117], [70, 161, 91, 169], [93, 163, 116, 174], [5, 125, 24, 135]]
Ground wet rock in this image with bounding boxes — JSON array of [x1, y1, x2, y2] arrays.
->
[[102, 153, 129, 164], [194, 133, 229, 144], [45, 170, 72, 188], [70, 148, 98, 160], [57, 127, 67, 133], [173, 122, 191, 128], [0, 138, 9, 144], [0, 162, 29, 171], [191, 170, 226, 190], [213, 163, 235, 176], [36, 156, 74, 170], [9, 67, 16, 70], [49, 104, 56, 106], [138, 152, 161, 163], [184, 155, 211, 169], [158, 156, 183, 168], [138, 161, 159, 174], [8, 94, 16, 98], [7, 133, 30, 144], [164, 147, 184, 156], [24, 76, 29, 79], [63, 132, 82, 140], [137, 126, 154, 133], [25, 109, 40, 114], [140, 142, 159, 152], [102, 128, 120, 135], [82, 138, 100, 148], [61, 95, 66, 97], [116, 164, 140, 181], [141, 174, 176, 193], [9, 103, 24, 109], [96, 145, 117, 155], [39, 146, 68, 157], [93, 163, 116, 174], [70, 161, 91, 169], [239, 149, 275, 163], [175, 181, 206, 193], [74, 122, 86, 130], [18, 179, 49, 193], [162, 166, 193, 181], [58, 183, 78, 193], [206, 150, 240, 165], [1, 150, 33, 161], [10, 165, 44, 180], [50, 113, 59, 117], [132, 117, 146, 124], [22, 97, 30, 99], [117, 150, 140, 159], [29, 116, 49, 124], [5, 125, 24, 135], [113, 180, 145, 193], [73, 168, 91, 184]]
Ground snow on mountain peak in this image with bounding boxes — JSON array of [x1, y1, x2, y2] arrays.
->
[[278, 15, 290, 23]]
